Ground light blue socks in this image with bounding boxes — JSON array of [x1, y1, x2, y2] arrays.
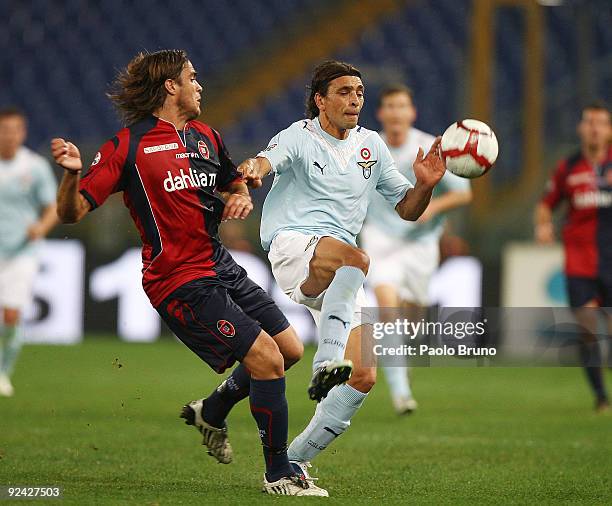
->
[[1, 325, 22, 377], [382, 330, 412, 400], [288, 383, 367, 462], [313, 266, 365, 370]]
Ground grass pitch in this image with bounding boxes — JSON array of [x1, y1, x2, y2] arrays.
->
[[2, 337, 611, 504]]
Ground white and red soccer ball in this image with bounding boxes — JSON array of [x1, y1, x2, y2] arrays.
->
[[440, 119, 499, 178]]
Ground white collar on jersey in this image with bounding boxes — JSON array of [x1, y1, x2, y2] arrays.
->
[[306, 117, 373, 171]]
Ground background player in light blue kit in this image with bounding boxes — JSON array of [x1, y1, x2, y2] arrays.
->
[[361, 85, 472, 414], [239, 61, 447, 486], [0, 108, 58, 396]]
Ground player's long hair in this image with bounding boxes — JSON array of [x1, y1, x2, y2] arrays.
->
[[305, 60, 362, 119], [108, 50, 188, 126]]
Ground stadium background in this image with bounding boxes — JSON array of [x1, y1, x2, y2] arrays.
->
[[2, 1, 612, 503], [1, 0, 611, 335]]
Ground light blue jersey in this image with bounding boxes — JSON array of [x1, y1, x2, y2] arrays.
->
[[364, 127, 470, 241], [258, 118, 413, 251], [0, 147, 57, 258]]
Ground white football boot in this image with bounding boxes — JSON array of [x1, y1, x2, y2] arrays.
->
[[262, 472, 329, 496], [393, 396, 418, 415], [290, 460, 328, 496], [0, 373, 14, 397], [180, 399, 232, 464]]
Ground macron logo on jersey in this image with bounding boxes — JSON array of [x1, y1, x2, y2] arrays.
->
[[163, 168, 217, 193], [144, 143, 179, 154]]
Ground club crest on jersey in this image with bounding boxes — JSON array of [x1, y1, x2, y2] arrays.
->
[[357, 160, 376, 179], [91, 151, 101, 166], [198, 141, 210, 159], [217, 320, 235, 338]]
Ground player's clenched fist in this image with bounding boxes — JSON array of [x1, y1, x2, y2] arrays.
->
[[222, 193, 253, 221], [51, 138, 83, 172], [237, 158, 263, 189]]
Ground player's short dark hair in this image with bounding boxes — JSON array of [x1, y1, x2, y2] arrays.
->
[[305, 60, 362, 119], [108, 49, 189, 126], [377, 84, 414, 108], [0, 106, 26, 122], [581, 100, 610, 120]]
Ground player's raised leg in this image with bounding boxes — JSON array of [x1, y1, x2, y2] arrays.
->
[[298, 236, 368, 400], [288, 323, 376, 466]]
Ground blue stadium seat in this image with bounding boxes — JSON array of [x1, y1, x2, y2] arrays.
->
[[0, 0, 325, 148]]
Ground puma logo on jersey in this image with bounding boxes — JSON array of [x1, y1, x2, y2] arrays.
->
[[313, 161, 326, 174], [163, 168, 217, 192]]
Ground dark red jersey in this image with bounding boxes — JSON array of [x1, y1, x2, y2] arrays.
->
[[80, 115, 244, 306], [541, 147, 612, 278]]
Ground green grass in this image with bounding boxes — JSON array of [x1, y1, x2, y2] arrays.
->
[[2, 337, 611, 504]]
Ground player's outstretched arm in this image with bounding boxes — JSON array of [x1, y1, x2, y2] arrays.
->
[[237, 157, 273, 189], [51, 138, 91, 224], [396, 137, 446, 221], [416, 189, 472, 223]]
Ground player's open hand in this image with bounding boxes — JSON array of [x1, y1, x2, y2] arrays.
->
[[51, 138, 83, 172], [237, 159, 263, 189], [222, 193, 253, 221], [413, 136, 445, 189]]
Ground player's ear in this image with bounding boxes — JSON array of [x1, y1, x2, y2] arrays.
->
[[164, 78, 178, 96], [314, 92, 325, 113]]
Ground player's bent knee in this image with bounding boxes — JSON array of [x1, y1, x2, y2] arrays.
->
[[243, 332, 285, 380], [272, 326, 304, 369], [283, 339, 304, 370], [348, 367, 377, 393], [343, 248, 370, 275]]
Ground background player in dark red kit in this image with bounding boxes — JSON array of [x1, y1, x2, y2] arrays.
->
[[52, 50, 327, 496], [535, 102, 612, 412]]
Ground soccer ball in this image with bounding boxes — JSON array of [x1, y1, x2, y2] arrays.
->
[[440, 119, 498, 178]]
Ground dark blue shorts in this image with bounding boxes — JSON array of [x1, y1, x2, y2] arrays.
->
[[157, 273, 290, 374], [566, 276, 612, 308]]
